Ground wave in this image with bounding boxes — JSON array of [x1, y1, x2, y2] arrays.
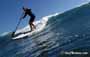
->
[[0, 3, 90, 57]]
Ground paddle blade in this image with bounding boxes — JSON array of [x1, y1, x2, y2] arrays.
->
[[12, 32, 15, 37]]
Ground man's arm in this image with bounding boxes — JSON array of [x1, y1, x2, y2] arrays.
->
[[20, 12, 27, 19], [22, 14, 27, 19]]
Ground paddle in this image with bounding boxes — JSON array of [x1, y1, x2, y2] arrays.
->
[[12, 19, 22, 37]]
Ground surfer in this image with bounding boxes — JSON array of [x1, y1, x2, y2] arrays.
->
[[20, 7, 36, 32]]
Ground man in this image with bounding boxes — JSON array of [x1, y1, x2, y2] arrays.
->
[[20, 7, 36, 32]]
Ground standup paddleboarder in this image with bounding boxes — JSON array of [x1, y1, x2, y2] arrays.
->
[[20, 7, 36, 32], [11, 7, 36, 37]]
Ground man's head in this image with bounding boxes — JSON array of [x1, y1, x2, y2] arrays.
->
[[22, 7, 27, 11], [22, 6, 31, 11]]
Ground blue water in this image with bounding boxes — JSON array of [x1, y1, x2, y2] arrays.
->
[[0, 3, 90, 57]]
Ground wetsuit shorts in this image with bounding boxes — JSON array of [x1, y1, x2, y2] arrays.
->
[[29, 15, 35, 22]]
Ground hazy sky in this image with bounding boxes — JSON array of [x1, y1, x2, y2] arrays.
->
[[0, 0, 90, 34]]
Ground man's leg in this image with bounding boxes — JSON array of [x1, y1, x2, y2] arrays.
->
[[29, 17, 35, 31], [30, 23, 34, 31], [23, 23, 32, 34], [32, 23, 36, 29]]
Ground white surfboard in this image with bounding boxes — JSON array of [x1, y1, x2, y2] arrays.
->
[[12, 30, 38, 40]]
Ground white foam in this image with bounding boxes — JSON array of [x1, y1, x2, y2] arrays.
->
[[0, 32, 9, 37]]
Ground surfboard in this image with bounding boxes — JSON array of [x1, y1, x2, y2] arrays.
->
[[12, 30, 37, 40]]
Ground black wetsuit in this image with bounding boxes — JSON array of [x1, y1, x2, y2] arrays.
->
[[23, 9, 35, 23]]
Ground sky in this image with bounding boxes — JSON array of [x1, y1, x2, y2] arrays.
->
[[0, 0, 90, 34]]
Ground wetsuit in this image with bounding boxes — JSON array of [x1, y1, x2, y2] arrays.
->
[[23, 9, 35, 23]]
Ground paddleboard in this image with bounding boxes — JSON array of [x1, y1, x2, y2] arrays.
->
[[12, 30, 37, 40]]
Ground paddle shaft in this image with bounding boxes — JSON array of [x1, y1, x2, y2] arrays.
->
[[12, 19, 22, 36]]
